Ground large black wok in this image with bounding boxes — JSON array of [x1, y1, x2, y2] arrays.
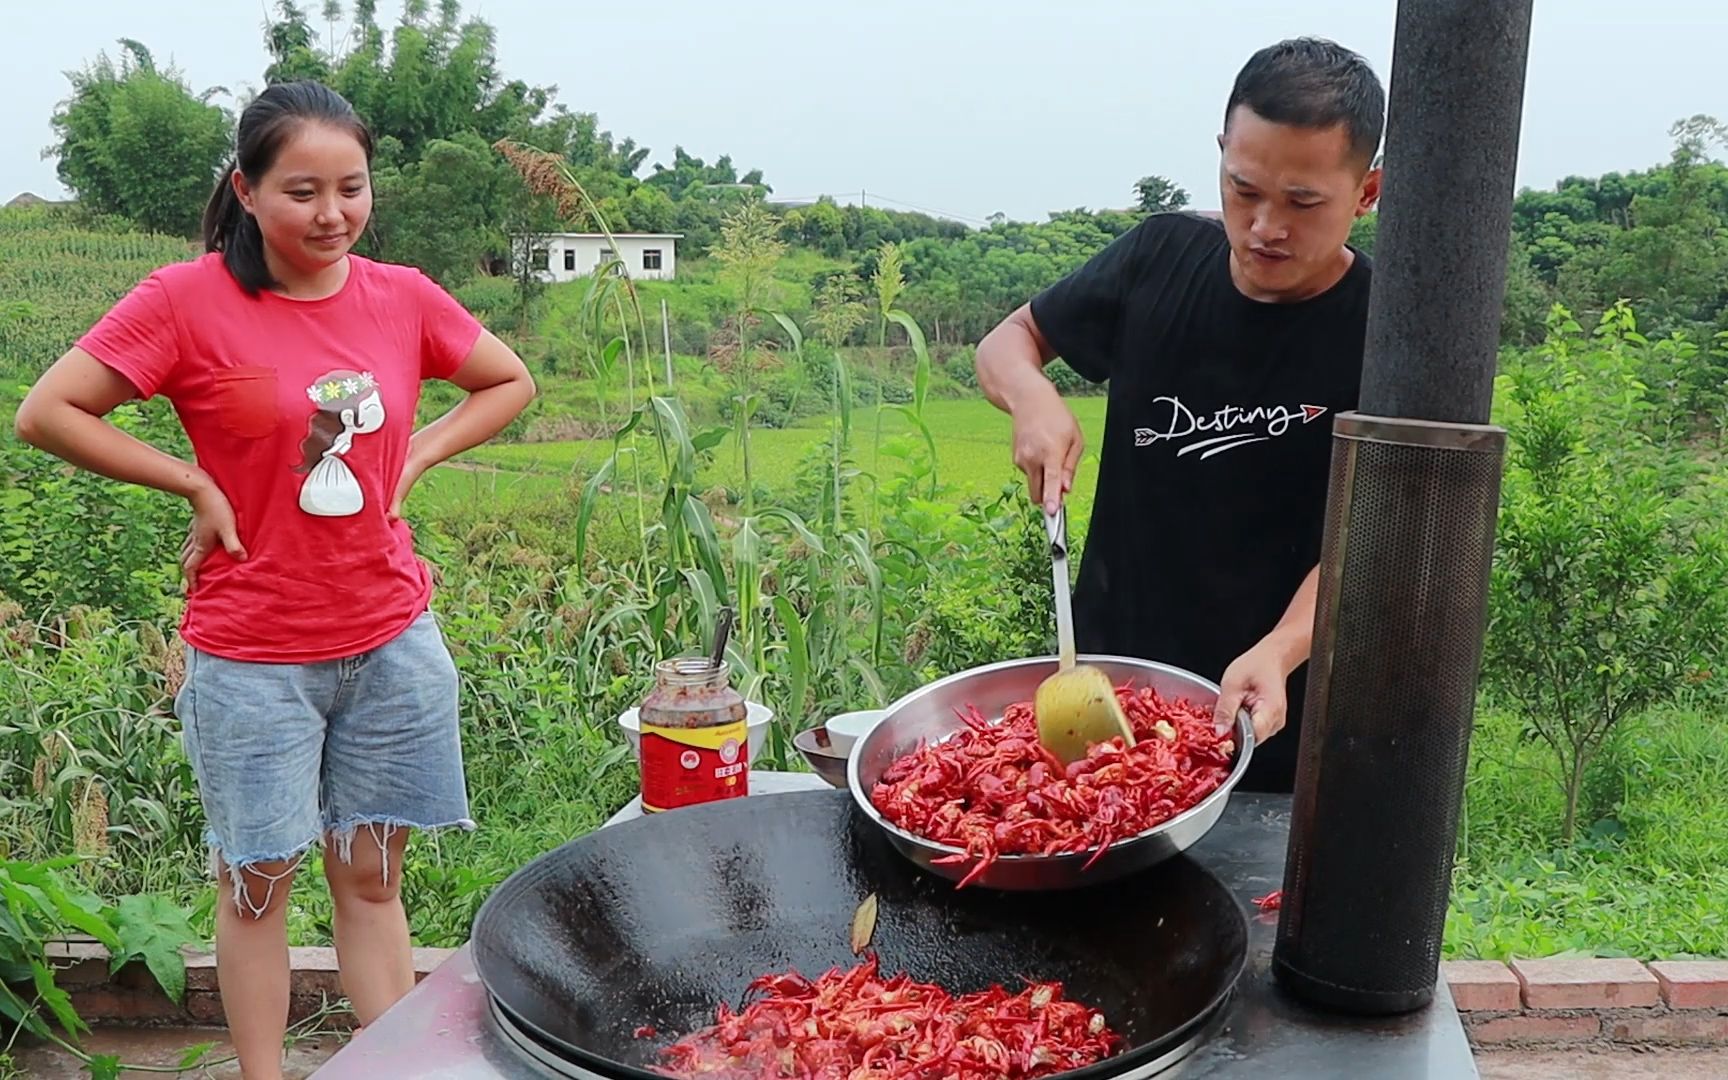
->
[[470, 789, 1248, 1079]]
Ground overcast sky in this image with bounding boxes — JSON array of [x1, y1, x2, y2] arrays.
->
[[5, 1, 1723, 224]]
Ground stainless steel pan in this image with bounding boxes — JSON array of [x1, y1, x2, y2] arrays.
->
[[847, 655, 1255, 890]]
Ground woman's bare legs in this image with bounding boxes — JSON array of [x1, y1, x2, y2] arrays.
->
[[324, 824, 415, 1026]]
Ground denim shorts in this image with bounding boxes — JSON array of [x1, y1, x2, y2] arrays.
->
[[173, 608, 476, 914]]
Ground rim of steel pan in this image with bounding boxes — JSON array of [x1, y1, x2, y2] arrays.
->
[[468, 789, 1251, 1080], [846, 654, 1256, 867]]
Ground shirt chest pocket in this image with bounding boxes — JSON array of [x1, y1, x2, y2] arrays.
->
[[209, 367, 281, 439]]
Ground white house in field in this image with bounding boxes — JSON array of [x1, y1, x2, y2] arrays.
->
[[524, 233, 683, 283]]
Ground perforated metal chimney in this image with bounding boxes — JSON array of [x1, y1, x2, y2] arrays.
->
[[1271, 0, 1534, 1015]]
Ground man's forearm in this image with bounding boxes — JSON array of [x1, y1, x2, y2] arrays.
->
[[1260, 565, 1320, 674], [976, 306, 1057, 415]]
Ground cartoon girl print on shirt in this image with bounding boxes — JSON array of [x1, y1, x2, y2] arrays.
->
[[295, 369, 385, 516]]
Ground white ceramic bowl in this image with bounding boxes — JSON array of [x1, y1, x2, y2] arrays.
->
[[823, 709, 884, 754], [617, 701, 774, 764]]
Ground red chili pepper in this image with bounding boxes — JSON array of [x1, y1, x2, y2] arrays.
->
[[1253, 889, 1283, 912], [650, 955, 1122, 1079], [870, 684, 1236, 887], [633, 1024, 657, 1039]]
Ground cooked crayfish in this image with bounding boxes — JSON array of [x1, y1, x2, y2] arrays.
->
[[650, 954, 1122, 1079], [870, 683, 1235, 888]]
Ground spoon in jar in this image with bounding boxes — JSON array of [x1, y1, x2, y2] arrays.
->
[[710, 607, 735, 672]]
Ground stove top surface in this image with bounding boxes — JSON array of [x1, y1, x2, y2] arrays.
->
[[310, 780, 1480, 1079]]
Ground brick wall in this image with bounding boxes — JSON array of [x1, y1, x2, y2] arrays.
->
[[1445, 958, 1728, 1047]]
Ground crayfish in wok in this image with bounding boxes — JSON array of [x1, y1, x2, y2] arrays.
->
[[650, 954, 1122, 1079]]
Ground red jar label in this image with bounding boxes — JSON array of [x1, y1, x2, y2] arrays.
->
[[640, 720, 749, 812]]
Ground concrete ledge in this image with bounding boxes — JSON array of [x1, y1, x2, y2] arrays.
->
[[42, 939, 457, 1031]]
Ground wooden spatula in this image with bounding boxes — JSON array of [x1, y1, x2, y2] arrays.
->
[[1034, 505, 1135, 765]]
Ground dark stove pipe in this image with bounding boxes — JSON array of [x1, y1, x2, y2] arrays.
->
[[1357, 1, 1536, 424], [1271, 0, 1534, 1015]]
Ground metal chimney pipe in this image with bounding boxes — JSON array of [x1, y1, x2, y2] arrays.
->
[[1271, 0, 1534, 1015], [1357, 1, 1536, 425]]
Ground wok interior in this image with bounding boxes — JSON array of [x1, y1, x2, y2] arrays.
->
[[472, 790, 1247, 1074]]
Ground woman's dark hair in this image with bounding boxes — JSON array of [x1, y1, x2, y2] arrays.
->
[[201, 80, 374, 295]]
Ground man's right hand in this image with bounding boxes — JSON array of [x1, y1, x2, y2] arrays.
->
[[974, 302, 1082, 515], [1011, 385, 1084, 516]]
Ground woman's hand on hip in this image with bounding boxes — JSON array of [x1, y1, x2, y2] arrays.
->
[[183, 478, 246, 591]]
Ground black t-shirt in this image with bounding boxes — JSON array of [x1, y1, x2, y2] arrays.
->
[[1029, 211, 1372, 793]]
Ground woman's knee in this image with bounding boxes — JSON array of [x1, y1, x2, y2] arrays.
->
[[218, 856, 302, 921], [324, 821, 409, 905]]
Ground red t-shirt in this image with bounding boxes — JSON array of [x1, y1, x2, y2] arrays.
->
[[77, 252, 483, 663]]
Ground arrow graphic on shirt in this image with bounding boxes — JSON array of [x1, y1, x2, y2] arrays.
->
[[1301, 404, 1328, 423], [1176, 432, 1271, 457]]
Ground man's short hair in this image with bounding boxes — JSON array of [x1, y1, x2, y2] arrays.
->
[[1225, 37, 1385, 169]]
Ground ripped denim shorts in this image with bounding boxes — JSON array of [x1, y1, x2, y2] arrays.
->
[[173, 608, 476, 915]]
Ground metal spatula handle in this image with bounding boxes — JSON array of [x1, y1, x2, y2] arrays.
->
[[1045, 507, 1076, 671]]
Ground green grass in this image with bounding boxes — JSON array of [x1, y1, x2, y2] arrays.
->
[[630, 248, 851, 317], [428, 396, 1109, 522], [1445, 702, 1728, 959]]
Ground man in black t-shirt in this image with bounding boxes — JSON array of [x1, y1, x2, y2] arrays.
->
[[975, 38, 1385, 793]]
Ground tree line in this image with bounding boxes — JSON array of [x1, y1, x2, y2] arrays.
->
[[36, 1, 1728, 355]]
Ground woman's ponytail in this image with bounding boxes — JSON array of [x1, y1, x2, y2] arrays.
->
[[201, 162, 271, 295]]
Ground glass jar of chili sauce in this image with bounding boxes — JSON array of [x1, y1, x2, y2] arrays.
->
[[638, 657, 749, 813]]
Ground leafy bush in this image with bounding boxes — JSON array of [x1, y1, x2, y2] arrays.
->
[[1448, 704, 1728, 960], [1633, 324, 1728, 444], [878, 484, 1057, 680], [1, 856, 202, 1080], [0, 401, 186, 622], [452, 275, 523, 331], [1043, 357, 1101, 396], [943, 346, 979, 390], [1484, 303, 1728, 841]]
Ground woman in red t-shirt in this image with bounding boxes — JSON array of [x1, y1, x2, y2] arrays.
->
[[15, 80, 536, 1078]]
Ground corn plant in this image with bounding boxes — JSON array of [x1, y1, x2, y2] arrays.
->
[[0, 606, 206, 900], [866, 242, 907, 525], [809, 275, 869, 531], [884, 310, 938, 498], [566, 334, 897, 767], [711, 202, 787, 517], [0, 206, 194, 390]]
